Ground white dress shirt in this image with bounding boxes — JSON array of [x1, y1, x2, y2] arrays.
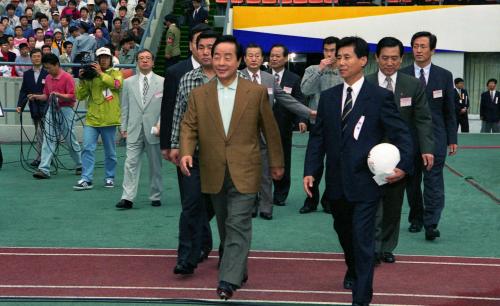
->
[[191, 56, 200, 69], [414, 63, 431, 84], [217, 77, 238, 135], [341, 77, 364, 110], [377, 70, 397, 90], [247, 68, 261, 85]]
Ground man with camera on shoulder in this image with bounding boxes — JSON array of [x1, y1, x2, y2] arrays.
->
[[74, 47, 123, 191]]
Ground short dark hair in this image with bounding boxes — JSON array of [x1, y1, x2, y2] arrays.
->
[[19, 42, 29, 49], [63, 41, 73, 48], [44, 34, 53, 40], [135, 5, 144, 11], [454, 78, 464, 85], [164, 14, 177, 24], [212, 35, 243, 61], [196, 30, 220, 48], [270, 43, 289, 57], [41, 45, 52, 52], [113, 17, 122, 24], [376, 37, 404, 57], [131, 17, 141, 24], [323, 36, 339, 48], [336, 36, 369, 59], [487, 78, 497, 85], [80, 7, 89, 12], [30, 48, 42, 57], [245, 43, 263, 55], [5, 3, 15, 11], [20, 15, 28, 20], [118, 6, 127, 11], [188, 23, 211, 43], [14, 25, 23, 31], [35, 28, 44, 34], [136, 48, 155, 61], [411, 31, 437, 50], [39, 14, 49, 21], [61, 16, 72, 23], [94, 15, 103, 21]]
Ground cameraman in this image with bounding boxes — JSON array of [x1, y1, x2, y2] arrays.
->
[[74, 47, 123, 190]]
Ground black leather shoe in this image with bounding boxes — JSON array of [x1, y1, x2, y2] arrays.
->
[[374, 253, 381, 266], [259, 212, 272, 220], [299, 205, 317, 214], [173, 263, 194, 275], [242, 274, 248, 285], [425, 227, 440, 241], [343, 271, 355, 290], [198, 248, 211, 263], [382, 252, 396, 263], [216, 281, 237, 300], [116, 199, 133, 209], [408, 222, 423, 233], [33, 171, 50, 179], [151, 200, 161, 207], [273, 198, 286, 206]]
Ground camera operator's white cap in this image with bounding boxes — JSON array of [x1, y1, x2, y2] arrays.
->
[[96, 47, 112, 57]]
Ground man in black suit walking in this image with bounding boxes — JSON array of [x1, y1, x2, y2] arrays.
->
[[304, 36, 413, 306], [401, 31, 458, 241], [479, 78, 500, 133], [454, 78, 470, 133], [268, 43, 307, 206]]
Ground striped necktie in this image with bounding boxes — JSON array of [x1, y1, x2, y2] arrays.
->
[[386, 76, 394, 93], [341, 87, 353, 131], [419, 68, 426, 88], [143, 76, 149, 104]]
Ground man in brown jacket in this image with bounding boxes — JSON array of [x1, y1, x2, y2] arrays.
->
[[180, 35, 284, 300]]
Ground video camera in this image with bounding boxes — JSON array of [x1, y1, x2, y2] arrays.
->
[[79, 52, 98, 80]]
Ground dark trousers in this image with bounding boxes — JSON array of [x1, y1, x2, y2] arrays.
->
[[272, 107, 293, 203], [304, 123, 329, 210], [164, 56, 180, 72], [0, 144, 3, 169], [375, 177, 407, 254], [406, 153, 446, 228], [176, 157, 213, 268], [457, 113, 469, 133], [331, 197, 378, 304]]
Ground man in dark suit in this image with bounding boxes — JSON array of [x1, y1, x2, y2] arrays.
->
[[16, 48, 48, 167], [304, 37, 413, 306], [454, 78, 470, 133], [268, 43, 307, 206], [479, 78, 500, 133], [159, 23, 214, 263], [400, 31, 458, 241], [186, 0, 208, 28], [366, 37, 434, 264]]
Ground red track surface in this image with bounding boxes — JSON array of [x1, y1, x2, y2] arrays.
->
[[1, 247, 499, 305]]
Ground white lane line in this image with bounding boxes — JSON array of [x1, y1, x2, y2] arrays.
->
[[1, 253, 499, 267], [0, 285, 498, 302]]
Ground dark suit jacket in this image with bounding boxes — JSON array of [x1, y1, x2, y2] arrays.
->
[[272, 69, 306, 127], [160, 58, 194, 150], [480, 90, 500, 122], [17, 68, 49, 120], [187, 8, 208, 28], [365, 72, 434, 155], [454, 88, 470, 114], [304, 80, 413, 203], [400, 64, 457, 156]]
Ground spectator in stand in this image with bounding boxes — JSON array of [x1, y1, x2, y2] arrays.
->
[[11, 0, 26, 17], [60, 0, 80, 21], [480, 79, 500, 133], [79, 7, 92, 25], [39, 14, 53, 35], [49, 10, 62, 30], [66, 24, 79, 43], [51, 28, 64, 53], [59, 15, 70, 38], [126, 17, 143, 44], [86, 0, 96, 21], [24, 7, 34, 25], [26, 0, 36, 11], [5, 4, 21, 27], [0, 37, 17, 77], [133, 5, 147, 30], [34, 28, 45, 48], [16, 48, 48, 167], [187, 0, 207, 29], [71, 21, 96, 74], [117, 35, 136, 64], [19, 15, 34, 38], [163, 14, 179, 70], [31, 12, 43, 32], [116, 6, 129, 30], [43, 34, 55, 52], [13, 26, 28, 47], [59, 40, 72, 72], [27, 35, 36, 50], [94, 27, 108, 48], [41, 44, 52, 55], [93, 15, 110, 41], [7, 35, 20, 56], [98, 0, 113, 32], [15, 42, 31, 76], [1, 17, 15, 36], [34, 0, 51, 18], [110, 17, 124, 48], [48, 0, 59, 16]]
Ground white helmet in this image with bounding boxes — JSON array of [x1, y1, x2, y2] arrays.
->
[[367, 143, 400, 175]]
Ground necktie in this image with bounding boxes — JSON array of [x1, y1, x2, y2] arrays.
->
[[385, 76, 394, 93], [252, 73, 258, 83], [341, 87, 353, 131], [143, 76, 149, 104], [419, 68, 426, 88], [274, 73, 280, 85]]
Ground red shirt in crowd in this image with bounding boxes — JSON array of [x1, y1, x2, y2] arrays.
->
[[43, 68, 76, 107]]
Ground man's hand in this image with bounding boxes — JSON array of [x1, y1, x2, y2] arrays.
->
[[303, 175, 315, 198], [271, 167, 284, 180], [460, 108, 467, 114], [309, 110, 317, 119], [169, 149, 180, 166], [161, 149, 171, 161], [448, 144, 458, 156], [385, 168, 406, 184], [27, 94, 36, 100], [180, 155, 193, 176], [298, 122, 307, 133], [422, 153, 434, 171], [120, 131, 127, 138], [16, 107, 22, 113], [318, 58, 334, 72], [91, 62, 103, 75], [78, 69, 85, 78]]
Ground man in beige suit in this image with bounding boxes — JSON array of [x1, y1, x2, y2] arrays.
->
[[180, 35, 284, 300]]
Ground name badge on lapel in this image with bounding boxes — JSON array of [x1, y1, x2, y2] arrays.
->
[[496, 97, 498, 104], [283, 86, 292, 94], [433, 89, 443, 99], [400, 97, 412, 107], [102, 89, 113, 101], [353, 115, 365, 140], [267, 88, 273, 95]]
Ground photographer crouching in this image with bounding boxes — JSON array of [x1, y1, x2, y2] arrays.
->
[[74, 47, 123, 190]]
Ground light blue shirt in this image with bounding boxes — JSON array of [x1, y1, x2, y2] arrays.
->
[[217, 77, 238, 136], [414, 62, 431, 84]]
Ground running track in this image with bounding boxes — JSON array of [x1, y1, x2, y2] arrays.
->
[[0, 248, 499, 305]]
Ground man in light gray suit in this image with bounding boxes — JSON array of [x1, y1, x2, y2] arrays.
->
[[116, 49, 164, 209], [241, 43, 315, 220]]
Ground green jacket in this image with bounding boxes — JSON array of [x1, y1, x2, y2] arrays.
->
[[76, 68, 123, 127], [165, 24, 181, 57]]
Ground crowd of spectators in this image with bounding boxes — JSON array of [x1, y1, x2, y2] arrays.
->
[[0, 0, 149, 76]]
